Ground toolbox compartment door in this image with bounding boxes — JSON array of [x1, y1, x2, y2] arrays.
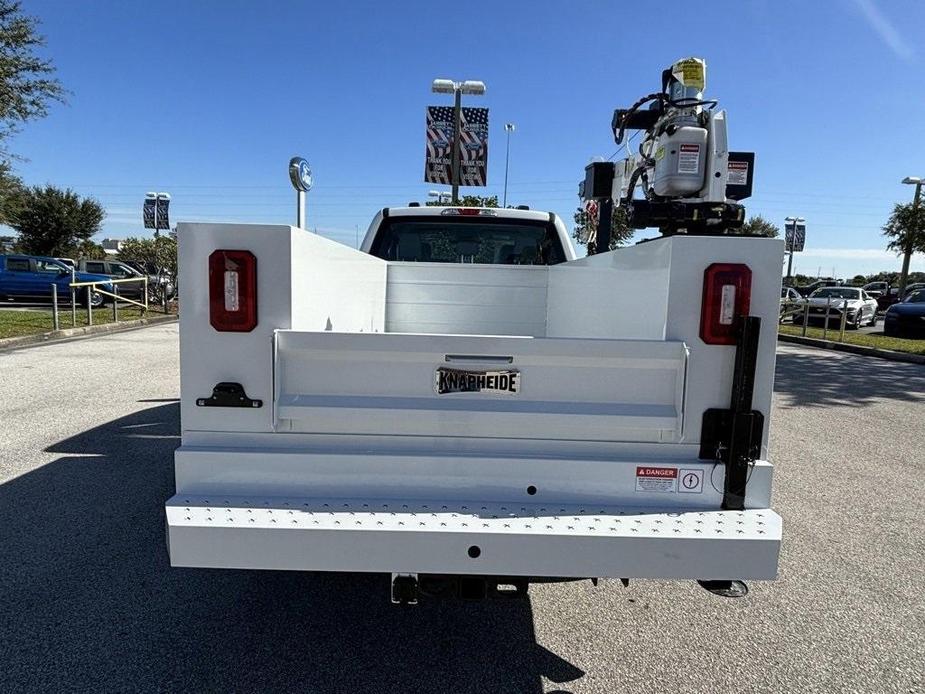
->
[[274, 331, 688, 443]]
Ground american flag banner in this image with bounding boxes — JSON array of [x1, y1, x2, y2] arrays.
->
[[155, 196, 170, 230], [424, 106, 489, 186], [785, 222, 806, 252], [143, 197, 157, 229]]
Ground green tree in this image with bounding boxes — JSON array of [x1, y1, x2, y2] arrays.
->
[[71, 239, 106, 260], [740, 215, 780, 238], [0, 1, 64, 153], [8, 185, 104, 255], [882, 200, 925, 296], [0, 160, 23, 225], [118, 235, 178, 298], [0, 1, 65, 217], [572, 202, 632, 254], [425, 194, 499, 207]]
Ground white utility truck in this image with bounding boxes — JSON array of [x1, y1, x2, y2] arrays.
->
[[166, 58, 783, 603]]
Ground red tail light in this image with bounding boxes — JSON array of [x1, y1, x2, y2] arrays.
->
[[700, 263, 751, 345], [209, 250, 257, 332]]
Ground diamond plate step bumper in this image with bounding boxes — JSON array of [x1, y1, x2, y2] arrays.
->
[[165, 495, 781, 580]]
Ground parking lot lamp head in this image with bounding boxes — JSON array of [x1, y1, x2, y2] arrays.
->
[[431, 79, 456, 94], [459, 80, 486, 95]]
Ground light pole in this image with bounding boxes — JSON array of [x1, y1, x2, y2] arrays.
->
[[502, 123, 515, 208], [428, 190, 452, 205], [432, 78, 486, 204], [784, 215, 805, 280], [898, 176, 923, 297]]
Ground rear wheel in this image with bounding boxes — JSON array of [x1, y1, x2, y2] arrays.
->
[[868, 311, 878, 327], [85, 290, 105, 309]]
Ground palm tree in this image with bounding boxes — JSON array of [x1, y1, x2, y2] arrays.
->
[[883, 201, 925, 296]]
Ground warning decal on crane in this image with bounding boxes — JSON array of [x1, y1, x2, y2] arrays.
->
[[635, 466, 678, 492], [727, 160, 749, 186], [678, 144, 701, 174], [672, 58, 705, 90]]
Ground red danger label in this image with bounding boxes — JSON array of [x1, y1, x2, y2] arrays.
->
[[636, 467, 678, 479], [679, 144, 700, 152]]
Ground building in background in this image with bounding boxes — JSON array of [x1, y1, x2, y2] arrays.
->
[[101, 238, 124, 255]]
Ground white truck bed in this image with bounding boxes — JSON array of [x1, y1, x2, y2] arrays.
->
[[167, 221, 784, 582]]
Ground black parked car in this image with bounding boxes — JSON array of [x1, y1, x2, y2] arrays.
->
[[883, 289, 925, 338], [77, 259, 148, 301]]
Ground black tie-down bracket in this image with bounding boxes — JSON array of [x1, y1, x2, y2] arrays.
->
[[698, 316, 763, 511], [196, 382, 263, 408]]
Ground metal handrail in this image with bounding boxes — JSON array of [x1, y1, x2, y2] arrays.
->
[[780, 298, 859, 342], [69, 277, 148, 287], [69, 277, 149, 310]]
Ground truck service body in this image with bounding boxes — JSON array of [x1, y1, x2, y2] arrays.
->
[[165, 207, 783, 596], [167, 57, 782, 600]]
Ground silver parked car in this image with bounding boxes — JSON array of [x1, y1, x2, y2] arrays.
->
[[794, 287, 878, 329]]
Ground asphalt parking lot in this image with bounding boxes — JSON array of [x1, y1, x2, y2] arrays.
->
[[0, 324, 922, 694]]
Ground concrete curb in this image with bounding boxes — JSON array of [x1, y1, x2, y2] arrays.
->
[[0, 314, 178, 352], [778, 333, 925, 365]]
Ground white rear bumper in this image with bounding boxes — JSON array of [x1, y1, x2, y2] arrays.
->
[[166, 494, 781, 580]]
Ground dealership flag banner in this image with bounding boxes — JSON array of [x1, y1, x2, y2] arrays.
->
[[424, 106, 489, 186], [785, 221, 806, 252]]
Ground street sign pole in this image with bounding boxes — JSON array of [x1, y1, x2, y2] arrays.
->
[[296, 189, 305, 229], [289, 157, 313, 229], [786, 226, 794, 279]]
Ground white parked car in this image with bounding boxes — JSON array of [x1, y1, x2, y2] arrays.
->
[[794, 287, 878, 329]]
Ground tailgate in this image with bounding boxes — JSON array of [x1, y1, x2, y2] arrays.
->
[[274, 331, 688, 443]]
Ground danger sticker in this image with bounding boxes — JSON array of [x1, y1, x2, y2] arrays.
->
[[635, 466, 678, 493], [678, 144, 701, 175], [727, 160, 749, 186]]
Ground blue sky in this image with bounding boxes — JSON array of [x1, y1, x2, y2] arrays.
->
[[6, 0, 925, 276]]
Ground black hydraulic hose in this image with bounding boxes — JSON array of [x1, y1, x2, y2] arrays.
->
[[613, 92, 665, 145], [623, 165, 644, 204]]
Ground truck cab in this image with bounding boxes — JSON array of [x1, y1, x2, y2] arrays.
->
[[361, 206, 576, 265]]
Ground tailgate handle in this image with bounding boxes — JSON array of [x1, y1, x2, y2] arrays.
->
[[444, 354, 514, 364]]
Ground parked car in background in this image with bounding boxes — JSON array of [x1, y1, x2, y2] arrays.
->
[[0, 254, 113, 307], [884, 289, 925, 338], [902, 282, 925, 298], [876, 287, 901, 312], [121, 260, 176, 301], [76, 259, 148, 301], [873, 282, 925, 312], [793, 286, 878, 329], [780, 286, 804, 322], [793, 279, 842, 297], [861, 281, 887, 299]]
